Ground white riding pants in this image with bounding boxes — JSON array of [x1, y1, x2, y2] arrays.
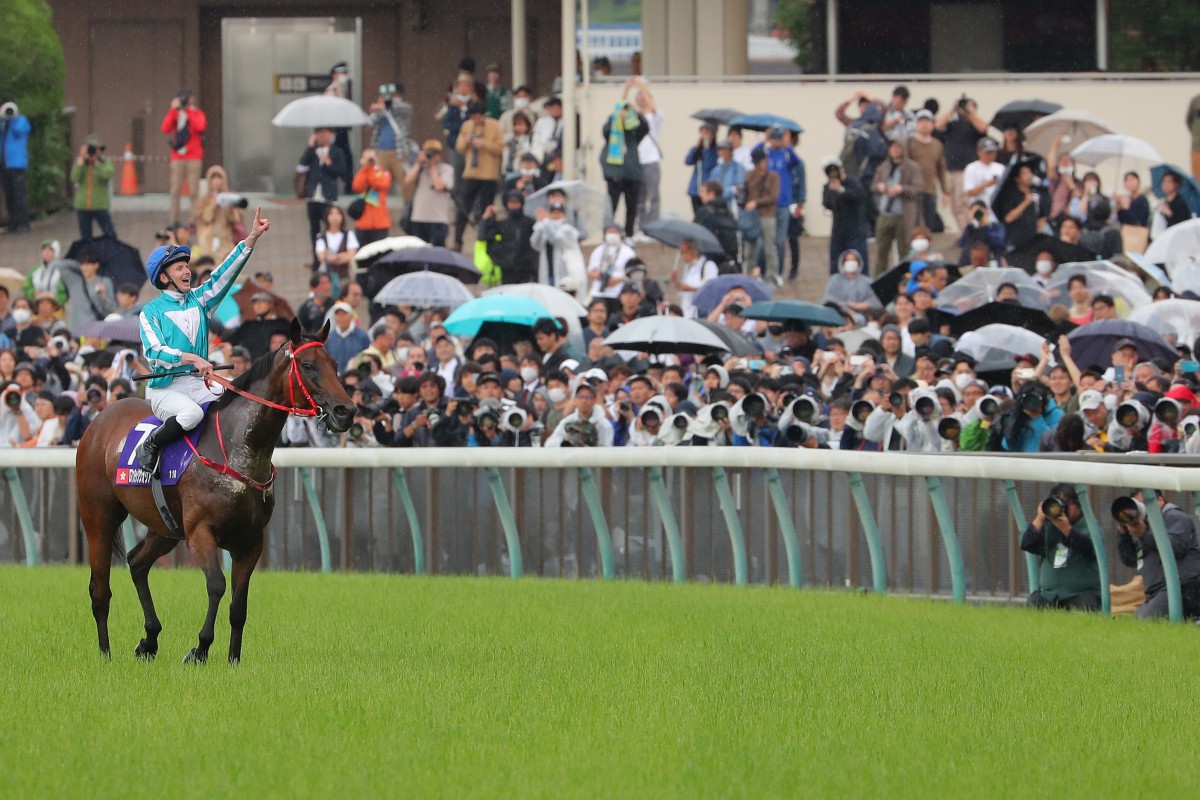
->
[[146, 376, 220, 431]]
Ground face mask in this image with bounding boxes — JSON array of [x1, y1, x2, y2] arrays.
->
[[520, 168, 539, 177], [11, 309, 30, 325], [520, 367, 539, 383], [954, 373, 974, 390], [1087, 185, 1097, 196], [605, 232, 621, 246], [843, 261, 860, 275], [1104, 394, 1117, 411], [1035, 260, 1054, 275], [514, 97, 530, 109], [911, 238, 930, 253], [1058, 166, 1073, 175], [548, 387, 567, 404]]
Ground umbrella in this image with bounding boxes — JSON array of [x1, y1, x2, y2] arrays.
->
[[1113, 253, 1171, 289], [374, 272, 474, 309], [80, 315, 140, 344], [974, 355, 1020, 388], [604, 315, 729, 355], [691, 108, 743, 127], [990, 154, 1049, 225], [271, 95, 371, 128], [524, 180, 610, 241], [1069, 134, 1162, 168], [1043, 261, 1152, 316], [832, 327, 878, 354], [66, 236, 145, 289], [871, 260, 963, 306], [353, 235, 427, 269], [956, 324, 1047, 363], [1006, 234, 1096, 274], [691, 275, 774, 316], [1143, 217, 1200, 266], [1127, 299, 1200, 348], [935, 267, 1050, 312], [0, 267, 25, 298], [693, 319, 762, 356], [989, 99, 1062, 132], [1022, 109, 1114, 156], [233, 281, 294, 322], [443, 295, 553, 338], [640, 219, 725, 257], [372, 246, 481, 284], [483, 283, 588, 319], [947, 303, 1058, 338], [1066, 319, 1178, 367], [1151, 164, 1200, 217], [727, 114, 804, 134], [740, 300, 844, 327]]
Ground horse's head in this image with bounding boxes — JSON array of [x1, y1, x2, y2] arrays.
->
[[287, 317, 355, 432]]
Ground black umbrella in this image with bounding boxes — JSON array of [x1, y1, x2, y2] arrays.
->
[[871, 260, 962, 306], [690, 108, 743, 127], [641, 219, 725, 257], [990, 99, 1063, 132], [947, 302, 1057, 338], [693, 319, 763, 356], [66, 236, 145, 289], [369, 246, 481, 295], [974, 355, 1019, 388], [80, 315, 140, 344], [989, 154, 1049, 227], [1065, 319, 1178, 368], [474, 321, 534, 357], [1006, 234, 1097, 274]]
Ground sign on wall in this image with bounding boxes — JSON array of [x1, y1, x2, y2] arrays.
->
[[274, 75, 333, 94]]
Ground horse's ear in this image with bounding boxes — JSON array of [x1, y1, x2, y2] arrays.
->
[[315, 319, 331, 343], [289, 317, 303, 346]]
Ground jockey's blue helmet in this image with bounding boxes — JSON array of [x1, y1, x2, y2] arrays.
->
[[145, 245, 192, 286]]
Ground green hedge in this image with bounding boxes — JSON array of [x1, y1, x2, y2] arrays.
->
[[0, 0, 68, 215]]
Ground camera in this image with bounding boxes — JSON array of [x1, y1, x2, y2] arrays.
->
[[888, 391, 906, 411], [501, 406, 527, 433], [709, 402, 729, 423], [454, 398, 475, 417], [0, 102, 17, 120], [3, 388, 21, 408], [848, 399, 875, 431], [658, 412, 692, 446], [788, 395, 822, 423], [618, 401, 632, 415], [1115, 400, 1149, 429], [1018, 390, 1044, 414], [1182, 415, 1200, 439], [348, 422, 365, 440], [973, 209, 985, 223], [424, 150, 438, 160], [938, 417, 961, 441], [913, 394, 936, 420], [425, 411, 442, 428], [86, 387, 103, 403], [1154, 397, 1184, 426], [1111, 496, 1147, 525], [215, 192, 250, 209], [49, 335, 69, 355], [1041, 496, 1066, 519], [638, 406, 662, 427], [124, 352, 137, 364]]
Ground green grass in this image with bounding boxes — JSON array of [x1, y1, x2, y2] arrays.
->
[[1, 567, 1197, 798]]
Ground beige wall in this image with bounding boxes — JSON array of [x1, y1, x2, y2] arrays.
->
[[579, 78, 1200, 237]]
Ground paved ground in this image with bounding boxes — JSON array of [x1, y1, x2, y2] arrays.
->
[[0, 194, 960, 312]]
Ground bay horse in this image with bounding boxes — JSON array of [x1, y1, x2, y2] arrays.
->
[[76, 318, 354, 663]]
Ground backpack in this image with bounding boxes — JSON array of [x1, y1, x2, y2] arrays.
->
[[839, 104, 888, 180]]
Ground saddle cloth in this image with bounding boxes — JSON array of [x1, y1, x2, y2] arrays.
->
[[114, 406, 210, 487]]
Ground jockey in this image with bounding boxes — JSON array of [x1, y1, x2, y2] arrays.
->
[[135, 208, 271, 472]]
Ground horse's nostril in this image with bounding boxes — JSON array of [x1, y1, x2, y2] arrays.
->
[[334, 405, 352, 419]]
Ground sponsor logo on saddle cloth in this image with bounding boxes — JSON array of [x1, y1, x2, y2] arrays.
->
[[114, 406, 211, 487]]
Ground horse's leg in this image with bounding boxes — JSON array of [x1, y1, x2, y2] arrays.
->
[[83, 503, 123, 659], [227, 534, 264, 664], [182, 526, 225, 665], [127, 532, 180, 660]]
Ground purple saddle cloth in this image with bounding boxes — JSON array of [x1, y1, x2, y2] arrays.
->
[[114, 406, 210, 487]]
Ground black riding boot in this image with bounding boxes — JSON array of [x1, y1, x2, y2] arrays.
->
[[136, 418, 186, 473]]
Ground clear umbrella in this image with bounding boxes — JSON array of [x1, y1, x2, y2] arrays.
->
[[271, 95, 371, 128], [1127, 298, 1200, 347], [524, 180, 611, 242], [1043, 261, 1151, 317], [1022, 109, 1114, 155], [956, 324, 1046, 362], [935, 267, 1050, 312], [374, 272, 474, 308], [1069, 134, 1162, 167], [1144, 218, 1200, 266], [483, 283, 587, 319]]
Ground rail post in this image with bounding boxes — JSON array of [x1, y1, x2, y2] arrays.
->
[[1073, 484, 1111, 614], [846, 472, 887, 594], [578, 467, 615, 580], [1003, 480, 1040, 593], [1141, 487, 1183, 622], [485, 467, 523, 578], [764, 468, 802, 587], [926, 476, 966, 603], [391, 468, 425, 575], [5, 467, 37, 567], [711, 467, 748, 586], [298, 467, 332, 573], [647, 467, 685, 582]]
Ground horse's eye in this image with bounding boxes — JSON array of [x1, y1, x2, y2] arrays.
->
[[302, 362, 317, 373]]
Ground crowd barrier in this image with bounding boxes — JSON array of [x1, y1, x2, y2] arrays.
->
[[4, 449, 1199, 621]]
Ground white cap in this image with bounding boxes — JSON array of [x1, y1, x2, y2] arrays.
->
[[330, 301, 354, 315], [1078, 389, 1104, 411]]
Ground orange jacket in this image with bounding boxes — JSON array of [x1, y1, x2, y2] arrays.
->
[[351, 166, 393, 231]]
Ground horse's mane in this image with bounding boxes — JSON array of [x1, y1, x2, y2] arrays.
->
[[212, 333, 321, 411]]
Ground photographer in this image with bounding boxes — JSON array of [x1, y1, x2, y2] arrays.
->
[[70, 135, 116, 240], [0, 99, 31, 233], [372, 376, 420, 447], [934, 95, 987, 229], [160, 89, 206, 223], [351, 149, 393, 247], [0, 381, 37, 447], [992, 382, 1063, 452], [61, 253, 116, 334], [395, 373, 448, 448], [367, 82, 415, 184], [432, 395, 476, 447], [821, 156, 871, 276], [404, 140, 455, 247], [192, 165, 244, 259], [546, 383, 614, 447], [1115, 490, 1200, 619], [297, 128, 352, 254], [1019, 485, 1101, 611], [956, 198, 1005, 266]]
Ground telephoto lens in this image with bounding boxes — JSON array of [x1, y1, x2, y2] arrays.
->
[[888, 391, 904, 410], [1111, 496, 1146, 524], [938, 417, 961, 441], [1041, 496, 1064, 519], [914, 396, 936, 419], [4, 390, 21, 408], [711, 404, 729, 422]]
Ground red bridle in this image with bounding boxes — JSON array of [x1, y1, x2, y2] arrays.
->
[[183, 340, 329, 492]]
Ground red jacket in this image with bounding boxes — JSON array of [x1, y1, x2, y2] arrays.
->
[[160, 107, 207, 161], [351, 166, 393, 232]]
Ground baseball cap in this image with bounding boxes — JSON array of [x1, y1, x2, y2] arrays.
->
[[915, 109, 934, 122], [250, 291, 273, 303], [977, 138, 998, 153], [717, 139, 733, 150], [254, 271, 274, 282], [421, 139, 443, 152], [619, 281, 641, 295], [1166, 385, 1198, 405], [1078, 389, 1104, 411], [1114, 338, 1138, 353], [330, 301, 354, 315], [768, 125, 785, 140]]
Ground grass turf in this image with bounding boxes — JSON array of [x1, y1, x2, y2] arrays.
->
[[1, 566, 1197, 798]]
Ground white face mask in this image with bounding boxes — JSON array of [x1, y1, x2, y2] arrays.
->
[[11, 308, 30, 325], [1103, 394, 1118, 410], [911, 238, 930, 253], [513, 97, 530, 109], [548, 387, 567, 404], [954, 373, 974, 390], [1035, 260, 1054, 275], [604, 232, 621, 246], [520, 168, 539, 177], [842, 261, 860, 275], [520, 366, 539, 383]]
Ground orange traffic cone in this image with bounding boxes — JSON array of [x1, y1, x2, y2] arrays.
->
[[118, 143, 139, 196]]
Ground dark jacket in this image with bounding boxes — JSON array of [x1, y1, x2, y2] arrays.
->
[[297, 145, 351, 202], [227, 317, 290, 361], [1020, 521, 1100, 602], [297, 295, 331, 335], [481, 212, 538, 285], [694, 198, 739, 262], [600, 112, 649, 182], [1118, 502, 1200, 597], [823, 176, 871, 241]]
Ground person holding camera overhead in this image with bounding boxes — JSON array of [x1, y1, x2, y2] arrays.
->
[[1019, 484, 1101, 611], [70, 135, 116, 240], [160, 89, 206, 225], [192, 165, 243, 259], [60, 252, 115, 334], [934, 95, 986, 230], [0, 99, 31, 233], [404, 139, 455, 247], [1114, 490, 1200, 618], [367, 83, 413, 186]]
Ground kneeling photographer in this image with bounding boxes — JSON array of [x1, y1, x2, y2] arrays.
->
[[1113, 490, 1200, 619], [1020, 485, 1101, 611]]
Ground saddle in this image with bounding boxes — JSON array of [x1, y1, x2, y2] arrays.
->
[[115, 407, 211, 540]]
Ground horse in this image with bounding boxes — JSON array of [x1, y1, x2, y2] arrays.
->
[[76, 319, 354, 663]]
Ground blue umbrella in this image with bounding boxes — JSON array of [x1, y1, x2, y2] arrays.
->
[[692, 275, 774, 316], [1151, 164, 1200, 217], [740, 300, 843, 327], [727, 114, 804, 134], [442, 295, 553, 338]]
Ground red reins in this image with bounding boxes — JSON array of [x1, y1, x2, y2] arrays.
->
[[182, 340, 327, 492]]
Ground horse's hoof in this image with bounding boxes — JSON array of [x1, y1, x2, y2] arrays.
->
[[182, 648, 207, 665], [134, 640, 157, 661], [228, 655, 241, 666]]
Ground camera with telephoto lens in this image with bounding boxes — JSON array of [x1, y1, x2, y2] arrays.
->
[[215, 192, 250, 210], [618, 401, 632, 415], [789, 395, 822, 423], [1018, 389, 1044, 414], [348, 422, 365, 440], [1155, 397, 1184, 426], [848, 399, 875, 431], [49, 336, 69, 355], [888, 391, 906, 411], [1111, 496, 1147, 525], [913, 394, 936, 420], [86, 387, 103, 404], [501, 406, 527, 433], [0, 102, 17, 121], [1115, 399, 1149, 429], [1182, 415, 1200, 439], [938, 417, 962, 441], [710, 403, 729, 423], [3, 386, 21, 409], [1041, 496, 1066, 519], [425, 410, 442, 428], [638, 405, 662, 427], [454, 397, 476, 418]]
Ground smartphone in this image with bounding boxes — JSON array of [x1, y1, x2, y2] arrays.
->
[[1015, 368, 1036, 380], [1114, 365, 1125, 383], [748, 359, 766, 372], [849, 355, 867, 367], [1182, 360, 1199, 374], [822, 351, 839, 363]]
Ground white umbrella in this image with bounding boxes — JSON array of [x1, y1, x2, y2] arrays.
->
[[523, 180, 611, 241], [604, 315, 729, 355], [353, 235, 427, 267], [1127, 298, 1200, 347], [956, 324, 1046, 362], [1022, 109, 1115, 156], [1044, 261, 1152, 316], [374, 272, 474, 309], [1144, 218, 1200, 265], [1069, 134, 1162, 167], [484, 283, 588, 319], [272, 95, 371, 128], [936, 267, 1050, 312]]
